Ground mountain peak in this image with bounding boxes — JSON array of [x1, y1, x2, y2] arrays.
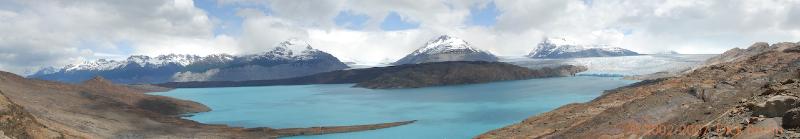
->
[[393, 35, 498, 65], [528, 37, 639, 58], [542, 37, 579, 46], [275, 38, 313, 52], [412, 35, 479, 56], [432, 35, 455, 42], [264, 39, 317, 59]]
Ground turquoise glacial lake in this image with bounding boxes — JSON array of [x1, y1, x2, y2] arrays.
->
[[152, 76, 637, 139]]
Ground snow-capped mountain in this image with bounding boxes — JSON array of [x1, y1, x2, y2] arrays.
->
[[243, 39, 319, 61], [30, 39, 348, 84], [393, 35, 498, 65], [527, 37, 639, 58], [174, 39, 348, 82]]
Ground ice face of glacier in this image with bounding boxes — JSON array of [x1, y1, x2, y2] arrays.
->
[[393, 35, 499, 65], [528, 37, 639, 58], [502, 54, 717, 77]]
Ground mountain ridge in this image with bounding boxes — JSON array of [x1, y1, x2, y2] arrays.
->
[[527, 37, 639, 58], [29, 39, 348, 84], [393, 35, 499, 65]]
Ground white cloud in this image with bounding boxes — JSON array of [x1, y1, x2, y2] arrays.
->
[[2, 0, 800, 75], [267, 0, 345, 28], [237, 9, 310, 54], [308, 29, 435, 65], [0, 0, 223, 74]]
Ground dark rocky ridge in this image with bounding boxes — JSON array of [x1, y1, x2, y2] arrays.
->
[[355, 62, 587, 89], [479, 42, 800, 138], [158, 61, 587, 89]]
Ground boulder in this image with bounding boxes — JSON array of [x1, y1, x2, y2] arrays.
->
[[750, 95, 800, 117], [785, 46, 800, 53], [784, 108, 800, 129], [738, 118, 784, 138]]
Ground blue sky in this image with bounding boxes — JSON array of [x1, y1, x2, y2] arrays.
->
[[379, 12, 421, 31], [467, 1, 500, 27], [196, 0, 502, 33], [194, 0, 271, 36], [334, 10, 370, 30]]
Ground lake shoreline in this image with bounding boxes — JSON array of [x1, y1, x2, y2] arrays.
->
[[153, 76, 637, 138]]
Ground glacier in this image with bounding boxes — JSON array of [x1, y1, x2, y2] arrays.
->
[[502, 54, 717, 77]]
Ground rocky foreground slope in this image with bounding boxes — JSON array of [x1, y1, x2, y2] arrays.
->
[[159, 61, 586, 89], [0, 71, 413, 138], [479, 42, 800, 138], [0, 90, 64, 138]]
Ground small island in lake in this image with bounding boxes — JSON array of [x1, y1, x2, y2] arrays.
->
[[158, 61, 588, 89]]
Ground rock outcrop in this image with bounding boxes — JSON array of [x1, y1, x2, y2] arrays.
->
[[479, 42, 800, 138], [748, 95, 800, 117], [784, 108, 800, 129]]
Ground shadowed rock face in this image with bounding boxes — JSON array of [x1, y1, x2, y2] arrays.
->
[[158, 61, 586, 89], [784, 108, 800, 129], [479, 42, 800, 138]]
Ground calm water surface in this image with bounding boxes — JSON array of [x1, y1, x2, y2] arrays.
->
[[152, 76, 637, 139]]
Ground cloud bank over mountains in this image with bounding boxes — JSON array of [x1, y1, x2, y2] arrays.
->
[[1, 0, 799, 74]]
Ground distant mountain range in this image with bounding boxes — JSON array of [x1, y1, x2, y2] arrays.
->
[[393, 35, 498, 65], [30, 36, 646, 84], [29, 39, 348, 84], [527, 37, 639, 58]]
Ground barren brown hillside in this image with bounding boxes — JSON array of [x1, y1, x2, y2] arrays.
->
[[479, 42, 800, 138], [0, 71, 414, 138]]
